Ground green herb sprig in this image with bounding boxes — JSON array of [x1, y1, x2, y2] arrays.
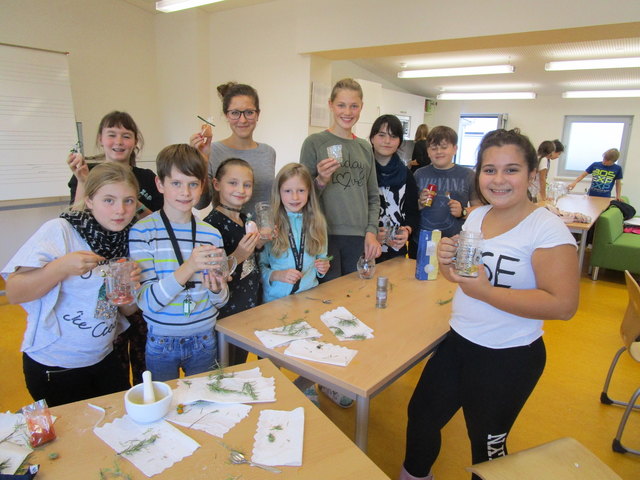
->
[[117, 431, 159, 457], [99, 459, 132, 479]]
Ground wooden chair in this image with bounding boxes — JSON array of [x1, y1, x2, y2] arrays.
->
[[466, 437, 622, 480], [600, 270, 640, 454]]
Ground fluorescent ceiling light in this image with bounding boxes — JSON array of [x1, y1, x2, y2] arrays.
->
[[156, 0, 224, 13], [562, 90, 640, 98], [398, 65, 514, 79], [437, 92, 536, 100], [545, 57, 640, 71]]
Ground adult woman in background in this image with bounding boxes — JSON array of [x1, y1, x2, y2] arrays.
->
[[410, 123, 430, 173], [190, 82, 276, 214]]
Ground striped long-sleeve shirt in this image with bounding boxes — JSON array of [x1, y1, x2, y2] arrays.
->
[[129, 211, 229, 336]]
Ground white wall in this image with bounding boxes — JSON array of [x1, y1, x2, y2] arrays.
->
[[427, 95, 640, 208], [207, 0, 311, 172], [0, 0, 160, 266]]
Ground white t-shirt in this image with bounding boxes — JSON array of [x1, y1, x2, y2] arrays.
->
[[450, 206, 576, 349], [1, 219, 128, 368], [530, 157, 551, 198]]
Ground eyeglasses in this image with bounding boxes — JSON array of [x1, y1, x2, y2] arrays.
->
[[226, 109, 258, 120]]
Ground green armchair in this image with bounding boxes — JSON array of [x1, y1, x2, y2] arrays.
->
[[590, 207, 640, 280]]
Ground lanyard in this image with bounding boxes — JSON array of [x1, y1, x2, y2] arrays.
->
[[159, 210, 197, 290], [286, 215, 305, 294]]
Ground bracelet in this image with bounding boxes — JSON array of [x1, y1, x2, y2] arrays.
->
[[314, 176, 326, 189]]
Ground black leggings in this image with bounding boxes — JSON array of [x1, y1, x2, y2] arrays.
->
[[321, 234, 364, 283], [404, 329, 546, 478], [23, 351, 131, 407]]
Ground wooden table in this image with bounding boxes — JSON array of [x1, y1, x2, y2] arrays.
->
[[555, 194, 611, 272], [29, 359, 390, 479], [216, 257, 454, 451]]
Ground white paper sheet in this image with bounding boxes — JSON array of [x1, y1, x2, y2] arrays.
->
[[172, 367, 276, 404], [165, 401, 251, 438], [320, 306, 374, 341], [94, 416, 200, 477], [252, 407, 304, 466], [255, 320, 322, 348], [0, 440, 32, 475], [284, 339, 358, 366]]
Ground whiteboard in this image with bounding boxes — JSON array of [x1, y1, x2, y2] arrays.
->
[[0, 43, 77, 201]]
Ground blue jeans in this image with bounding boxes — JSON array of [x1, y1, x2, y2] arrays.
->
[[145, 326, 217, 381]]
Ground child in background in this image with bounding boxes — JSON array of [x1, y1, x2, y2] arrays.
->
[[3, 163, 140, 406], [129, 144, 229, 381], [300, 78, 381, 280], [529, 140, 555, 202], [259, 163, 350, 407], [369, 114, 419, 262], [67, 111, 163, 215], [67, 111, 162, 384], [411, 125, 482, 257], [204, 158, 262, 365], [568, 148, 623, 200]]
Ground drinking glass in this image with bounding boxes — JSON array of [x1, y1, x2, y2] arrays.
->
[[206, 251, 238, 278], [356, 255, 376, 279], [255, 201, 275, 240], [105, 257, 135, 305]]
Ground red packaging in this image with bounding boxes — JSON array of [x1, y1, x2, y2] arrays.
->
[[23, 399, 56, 448], [423, 184, 438, 207]]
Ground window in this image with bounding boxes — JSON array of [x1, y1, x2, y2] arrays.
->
[[558, 115, 633, 177], [456, 114, 507, 167]]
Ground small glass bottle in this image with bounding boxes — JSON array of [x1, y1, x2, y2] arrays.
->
[[454, 231, 483, 277], [376, 276, 388, 308]]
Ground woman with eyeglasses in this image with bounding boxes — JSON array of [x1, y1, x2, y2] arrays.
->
[[190, 82, 276, 213]]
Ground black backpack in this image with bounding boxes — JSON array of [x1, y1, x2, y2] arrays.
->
[[609, 200, 636, 220]]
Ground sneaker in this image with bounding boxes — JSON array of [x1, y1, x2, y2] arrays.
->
[[319, 385, 354, 408], [302, 386, 319, 407]]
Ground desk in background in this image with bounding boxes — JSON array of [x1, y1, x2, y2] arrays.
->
[[555, 194, 611, 272], [217, 257, 453, 451], [29, 359, 389, 480]]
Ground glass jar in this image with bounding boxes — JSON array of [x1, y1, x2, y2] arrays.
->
[[454, 231, 483, 277], [356, 255, 376, 279]]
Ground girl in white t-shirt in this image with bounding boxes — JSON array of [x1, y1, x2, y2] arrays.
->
[[2, 163, 140, 406], [400, 129, 579, 480]]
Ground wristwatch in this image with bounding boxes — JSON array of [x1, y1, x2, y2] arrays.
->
[[460, 208, 468, 218]]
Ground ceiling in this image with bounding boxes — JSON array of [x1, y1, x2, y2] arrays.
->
[[353, 37, 640, 98], [125, 1, 640, 99]]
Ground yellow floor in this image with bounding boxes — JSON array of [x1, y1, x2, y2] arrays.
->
[[2, 270, 639, 479]]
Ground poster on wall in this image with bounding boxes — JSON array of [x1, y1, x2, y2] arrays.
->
[[310, 82, 331, 128], [396, 115, 411, 140]]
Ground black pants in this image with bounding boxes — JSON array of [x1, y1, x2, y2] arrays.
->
[[113, 310, 148, 385], [23, 350, 131, 407], [321, 234, 364, 283], [404, 329, 546, 479]]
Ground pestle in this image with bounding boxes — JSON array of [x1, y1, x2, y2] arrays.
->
[[142, 370, 156, 404]]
